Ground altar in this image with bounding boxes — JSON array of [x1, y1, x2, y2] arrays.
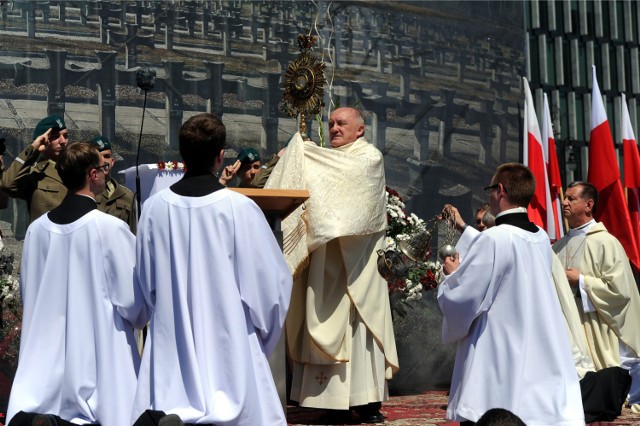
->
[[121, 164, 185, 205]]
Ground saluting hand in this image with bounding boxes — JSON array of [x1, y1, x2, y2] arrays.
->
[[218, 159, 241, 186], [32, 128, 52, 153]]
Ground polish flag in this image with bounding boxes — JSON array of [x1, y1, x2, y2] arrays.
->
[[588, 67, 640, 269], [621, 93, 640, 267], [523, 78, 552, 232], [542, 94, 565, 241]]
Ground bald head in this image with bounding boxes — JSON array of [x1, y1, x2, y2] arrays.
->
[[329, 108, 365, 148]]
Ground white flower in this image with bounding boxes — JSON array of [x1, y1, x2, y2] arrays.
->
[[165, 162, 175, 171], [385, 237, 396, 250]]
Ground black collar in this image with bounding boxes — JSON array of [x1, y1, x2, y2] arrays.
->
[[495, 212, 539, 233], [170, 171, 225, 197], [48, 194, 97, 224]]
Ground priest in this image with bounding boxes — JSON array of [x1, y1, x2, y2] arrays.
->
[[266, 107, 398, 424], [437, 163, 584, 425], [7, 142, 148, 426], [553, 181, 640, 413], [131, 113, 292, 426]]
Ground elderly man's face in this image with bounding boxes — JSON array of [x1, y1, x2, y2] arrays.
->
[[562, 186, 593, 228], [329, 109, 365, 148]]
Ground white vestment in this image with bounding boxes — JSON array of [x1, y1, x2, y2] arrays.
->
[[554, 221, 640, 406], [131, 188, 292, 425], [7, 210, 147, 426], [265, 133, 398, 410], [439, 223, 584, 425], [456, 227, 595, 378]]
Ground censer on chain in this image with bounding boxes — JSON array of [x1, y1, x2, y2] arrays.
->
[[376, 208, 458, 281]]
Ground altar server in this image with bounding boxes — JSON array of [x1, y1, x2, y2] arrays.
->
[[7, 142, 148, 426], [131, 113, 292, 426], [438, 163, 584, 425]]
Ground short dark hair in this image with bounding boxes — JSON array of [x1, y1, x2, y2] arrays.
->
[[56, 141, 100, 191], [493, 163, 535, 207], [179, 113, 226, 172], [568, 181, 599, 212], [476, 203, 490, 215], [476, 408, 526, 426]]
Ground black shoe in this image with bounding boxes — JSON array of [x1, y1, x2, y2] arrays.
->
[[316, 409, 353, 425], [31, 415, 58, 426], [158, 414, 184, 426], [353, 403, 385, 424], [358, 411, 384, 424]]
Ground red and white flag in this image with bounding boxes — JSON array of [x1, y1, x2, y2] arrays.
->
[[542, 94, 565, 241], [588, 67, 640, 270], [621, 93, 640, 265], [523, 78, 552, 233]]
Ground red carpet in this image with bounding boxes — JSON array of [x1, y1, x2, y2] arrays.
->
[[287, 391, 640, 425]]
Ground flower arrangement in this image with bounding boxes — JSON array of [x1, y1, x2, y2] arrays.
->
[[157, 161, 185, 171], [0, 274, 19, 315], [384, 187, 444, 303], [0, 273, 21, 368]]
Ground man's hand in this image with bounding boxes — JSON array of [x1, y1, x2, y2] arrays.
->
[[565, 268, 580, 288], [32, 128, 52, 153], [443, 204, 467, 233], [443, 252, 460, 275], [218, 159, 241, 186]]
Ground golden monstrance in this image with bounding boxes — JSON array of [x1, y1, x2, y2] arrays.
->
[[279, 35, 326, 138]]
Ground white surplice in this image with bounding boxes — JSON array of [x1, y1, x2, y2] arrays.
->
[[131, 188, 292, 425], [438, 224, 584, 425], [7, 210, 148, 426]]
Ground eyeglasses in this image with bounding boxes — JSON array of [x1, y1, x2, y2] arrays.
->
[[483, 183, 507, 194], [95, 163, 110, 173]]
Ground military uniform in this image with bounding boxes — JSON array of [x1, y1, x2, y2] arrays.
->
[[1, 145, 67, 223], [96, 177, 137, 234]]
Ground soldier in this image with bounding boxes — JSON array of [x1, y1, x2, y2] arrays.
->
[[90, 135, 137, 233], [1, 114, 69, 223]]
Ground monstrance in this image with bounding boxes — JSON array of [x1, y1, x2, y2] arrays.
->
[[279, 35, 326, 139]]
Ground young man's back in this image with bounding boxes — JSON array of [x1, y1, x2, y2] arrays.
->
[[132, 187, 292, 425], [8, 209, 147, 426]]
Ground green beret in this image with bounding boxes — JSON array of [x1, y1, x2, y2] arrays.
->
[[33, 114, 66, 139], [237, 148, 260, 165], [90, 135, 112, 152]]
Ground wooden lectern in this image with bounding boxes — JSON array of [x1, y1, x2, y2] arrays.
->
[[230, 187, 309, 413]]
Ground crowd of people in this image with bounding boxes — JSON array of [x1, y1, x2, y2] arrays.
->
[[0, 108, 638, 426]]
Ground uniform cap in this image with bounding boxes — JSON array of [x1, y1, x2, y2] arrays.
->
[[90, 135, 112, 152], [237, 148, 260, 165], [33, 114, 66, 140]]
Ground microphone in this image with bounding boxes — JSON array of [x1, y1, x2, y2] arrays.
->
[[135, 67, 156, 220], [136, 67, 156, 92]]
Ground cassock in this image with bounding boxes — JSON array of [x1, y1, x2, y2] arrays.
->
[[131, 187, 292, 425], [265, 133, 398, 409], [553, 221, 640, 407], [7, 209, 147, 426], [438, 212, 584, 425]]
